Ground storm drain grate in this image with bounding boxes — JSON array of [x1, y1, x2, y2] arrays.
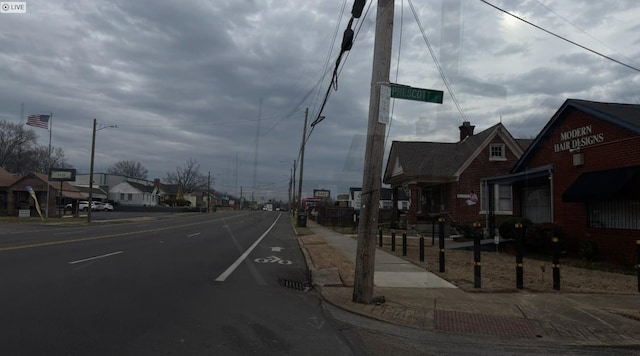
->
[[278, 278, 312, 292]]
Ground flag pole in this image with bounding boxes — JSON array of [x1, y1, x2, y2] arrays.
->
[[45, 112, 53, 217]]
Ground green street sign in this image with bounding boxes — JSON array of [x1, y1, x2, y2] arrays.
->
[[390, 83, 443, 104]]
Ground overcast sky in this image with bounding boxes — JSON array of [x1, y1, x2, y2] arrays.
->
[[1, 0, 639, 202]]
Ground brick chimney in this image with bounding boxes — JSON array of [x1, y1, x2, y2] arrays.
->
[[154, 178, 160, 188], [459, 121, 475, 141]]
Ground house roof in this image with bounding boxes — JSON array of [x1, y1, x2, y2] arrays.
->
[[74, 185, 109, 196], [0, 167, 19, 187], [159, 183, 180, 194], [127, 181, 157, 193], [17, 173, 85, 199], [513, 99, 640, 172], [384, 122, 523, 185]]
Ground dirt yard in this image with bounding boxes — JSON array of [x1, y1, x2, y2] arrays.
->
[[300, 232, 639, 294]]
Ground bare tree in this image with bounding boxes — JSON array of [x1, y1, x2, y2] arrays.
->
[[19, 146, 73, 175], [0, 121, 72, 174], [108, 160, 148, 179], [0, 121, 37, 170], [165, 158, 208, 193]]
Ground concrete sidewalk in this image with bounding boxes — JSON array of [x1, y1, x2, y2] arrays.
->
[[301, 220, 640, 347]]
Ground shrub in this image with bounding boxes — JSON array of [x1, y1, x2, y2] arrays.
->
[[498, 217, 532, 240], [525, 223, 566, 254], [579, 240, 599, 262], [455, 224, 474, 238]]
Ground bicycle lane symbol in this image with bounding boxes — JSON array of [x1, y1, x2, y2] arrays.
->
[[254, 255, 292, 265]]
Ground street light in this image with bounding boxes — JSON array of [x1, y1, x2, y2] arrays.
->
[[88, 118, 117, 223]]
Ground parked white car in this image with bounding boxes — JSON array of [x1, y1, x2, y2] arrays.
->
[[95, 202, 114, 211], [64, 200, 97, 211]]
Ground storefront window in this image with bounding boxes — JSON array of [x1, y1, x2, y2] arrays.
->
[[588, 200, 640, 230]]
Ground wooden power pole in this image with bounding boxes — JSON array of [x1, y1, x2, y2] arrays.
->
[[353, 0, 394, 304], [297, 108, 308, 213]]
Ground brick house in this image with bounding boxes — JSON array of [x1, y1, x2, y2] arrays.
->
[[484, 99, 640, 265], [384, 122, 531, 229]]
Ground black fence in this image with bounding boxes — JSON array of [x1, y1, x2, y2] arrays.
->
[[315, 206, 396, 228]]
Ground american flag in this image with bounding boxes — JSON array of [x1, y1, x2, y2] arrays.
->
[[26, 114, 50, 129]]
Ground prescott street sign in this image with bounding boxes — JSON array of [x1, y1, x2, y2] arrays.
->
[[390, 83, 443, 104]]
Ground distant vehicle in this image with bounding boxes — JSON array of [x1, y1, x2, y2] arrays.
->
[[264, 203, 273, 211], [94, 202, 114, 211], [64, 200, 97, 211]]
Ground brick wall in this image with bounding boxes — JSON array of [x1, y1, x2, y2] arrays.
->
[[526, 109, 640, 265], [455, 136, 520, 226]]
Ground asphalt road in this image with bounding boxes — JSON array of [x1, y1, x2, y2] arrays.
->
[[0, 211, 356, 355]]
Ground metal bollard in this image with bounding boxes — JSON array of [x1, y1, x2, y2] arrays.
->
[[473, 222, 482, 288], [391, 231, 396, 252], [379, 229, 383, 248], [438, 217, 445, 272], [552, 237, 561, 290], [637, 240, 640, 292], [515, 223, 524, 289], [419, 236, 424, 262], [402, 232, 407, 256]]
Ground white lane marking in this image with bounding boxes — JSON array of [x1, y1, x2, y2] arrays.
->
[[271, 247, 283, 252], [69, 251, 123, 265], [214, 213, 281, 282], [187, 232, 201, 237]]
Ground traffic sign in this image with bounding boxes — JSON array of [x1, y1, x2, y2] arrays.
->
[[390, 83, 443, 104]]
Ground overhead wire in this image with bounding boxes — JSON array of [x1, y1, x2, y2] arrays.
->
[[479, 0, 640, 73], [407, 0, 469, 122], [309, 0, 371, 130]]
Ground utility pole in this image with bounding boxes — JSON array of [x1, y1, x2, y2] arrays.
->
[[207, 171, 211, 213], [88, 118, 97, 224], [353, 0, 394, 304], [292, 159, 296, 214], [297, 108, 308, 213]]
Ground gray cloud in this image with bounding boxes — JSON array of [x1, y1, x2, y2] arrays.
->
[[0, 0, 638, 200]]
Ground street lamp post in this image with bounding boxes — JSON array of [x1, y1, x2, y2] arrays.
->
[[88, 119, 117, 223]]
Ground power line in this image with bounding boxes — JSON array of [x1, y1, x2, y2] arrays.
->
[[407, 0, 468, 122], [310, 0, 371, 129], [479, 0, 640, 73]]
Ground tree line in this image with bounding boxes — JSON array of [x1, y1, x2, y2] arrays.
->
[[0, 120, 211, 193]]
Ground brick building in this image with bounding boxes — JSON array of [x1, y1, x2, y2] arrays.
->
[[484, 99, 640, 265], [384, 121, 531, 228]]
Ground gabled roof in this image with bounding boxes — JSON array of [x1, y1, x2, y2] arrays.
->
[[158, 183, 180, 195], [12, 172, 85, 199], [384, 123, 523, 185], [0, 167, 19, 187], [127, 181, 157, 193], [513, 99, 640, 172]]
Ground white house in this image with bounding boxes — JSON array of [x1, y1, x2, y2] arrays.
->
[[109, 181, 158, 206]]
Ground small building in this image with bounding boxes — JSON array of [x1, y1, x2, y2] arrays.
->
[[384, 122, 530, 228], [485, 99, 640, 265], [6, 172, 84, 217], [109, 181, 158, 206]]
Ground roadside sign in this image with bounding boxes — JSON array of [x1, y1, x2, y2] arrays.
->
[[379, 85, 390, 124], [390, 83, 443, 104]]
